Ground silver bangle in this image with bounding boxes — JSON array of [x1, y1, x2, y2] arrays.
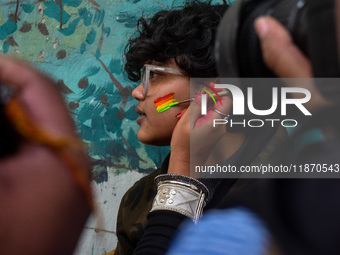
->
[[150, 174, 209, 223]]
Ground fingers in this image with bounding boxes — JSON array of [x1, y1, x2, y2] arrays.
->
[[254, 17, 331, 112], [0, 55, 75, 136], [191, 91, 232, 129], [213, 92, 232, 116], [0, 56, 92, 210], [254, 16, 313, 78]]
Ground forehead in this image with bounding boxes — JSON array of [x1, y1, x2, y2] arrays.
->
[[149, 59, 178, 69]]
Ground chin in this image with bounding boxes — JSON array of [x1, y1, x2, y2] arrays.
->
[[137, 132, 171, 146]]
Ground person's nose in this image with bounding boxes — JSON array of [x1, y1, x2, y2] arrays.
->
[[132, 83, 145, 101]]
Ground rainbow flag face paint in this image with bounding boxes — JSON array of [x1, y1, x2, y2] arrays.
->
[[154, 93, 179, 113]]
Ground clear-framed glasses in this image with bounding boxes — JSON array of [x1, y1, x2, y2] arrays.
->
[[141, 64, 183, 97]]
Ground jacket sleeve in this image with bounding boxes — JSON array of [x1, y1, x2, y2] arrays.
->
[[133, 210, 188, 255], [114, 169, 160, 255]]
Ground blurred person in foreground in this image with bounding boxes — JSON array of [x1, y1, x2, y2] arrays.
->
[[166, 15, 340, 255], [0, 56, 92, 255]]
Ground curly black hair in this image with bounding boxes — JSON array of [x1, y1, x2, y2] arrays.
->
[[124, 0, 228, 82]]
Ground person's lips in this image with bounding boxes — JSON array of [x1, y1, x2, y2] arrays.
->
[[135, 106, 146, 125]]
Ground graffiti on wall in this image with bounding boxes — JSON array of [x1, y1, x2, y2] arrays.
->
[[0, 0, 176, 182]]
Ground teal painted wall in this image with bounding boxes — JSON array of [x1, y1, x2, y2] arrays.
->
[[0, 0, 229, 178], [0, 0, 179, 180]]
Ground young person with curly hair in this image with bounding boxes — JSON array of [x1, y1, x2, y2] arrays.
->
[[113, 1, 286, 254]]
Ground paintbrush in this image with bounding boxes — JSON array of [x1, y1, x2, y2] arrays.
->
[[156, 90, 229, 113], [177, 90, 229, 104]]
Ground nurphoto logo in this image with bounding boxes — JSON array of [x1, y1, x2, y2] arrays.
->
[[200, 83, 312, 128]]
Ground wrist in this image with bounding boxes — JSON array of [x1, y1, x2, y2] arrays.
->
[[168, 150, 190, 175], [151, 174, 209, 223]]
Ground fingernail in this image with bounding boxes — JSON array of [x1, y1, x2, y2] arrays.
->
[[176, 108, 187, 119], [254, 17, 268, 38], [208, 82, 215, 89]]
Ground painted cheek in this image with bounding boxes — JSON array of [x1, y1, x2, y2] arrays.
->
[[154, 93, 175, 103], [154, 93, 178, 113]]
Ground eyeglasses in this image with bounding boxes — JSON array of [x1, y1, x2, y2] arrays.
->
[[141, 64, 183, 97]]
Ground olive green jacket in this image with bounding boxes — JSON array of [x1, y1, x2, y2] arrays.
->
[[114, 127, 287, 255]]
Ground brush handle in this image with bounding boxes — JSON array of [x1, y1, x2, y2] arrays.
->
[[215, 90, 229, 97], [178, 90, 229, 104]]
